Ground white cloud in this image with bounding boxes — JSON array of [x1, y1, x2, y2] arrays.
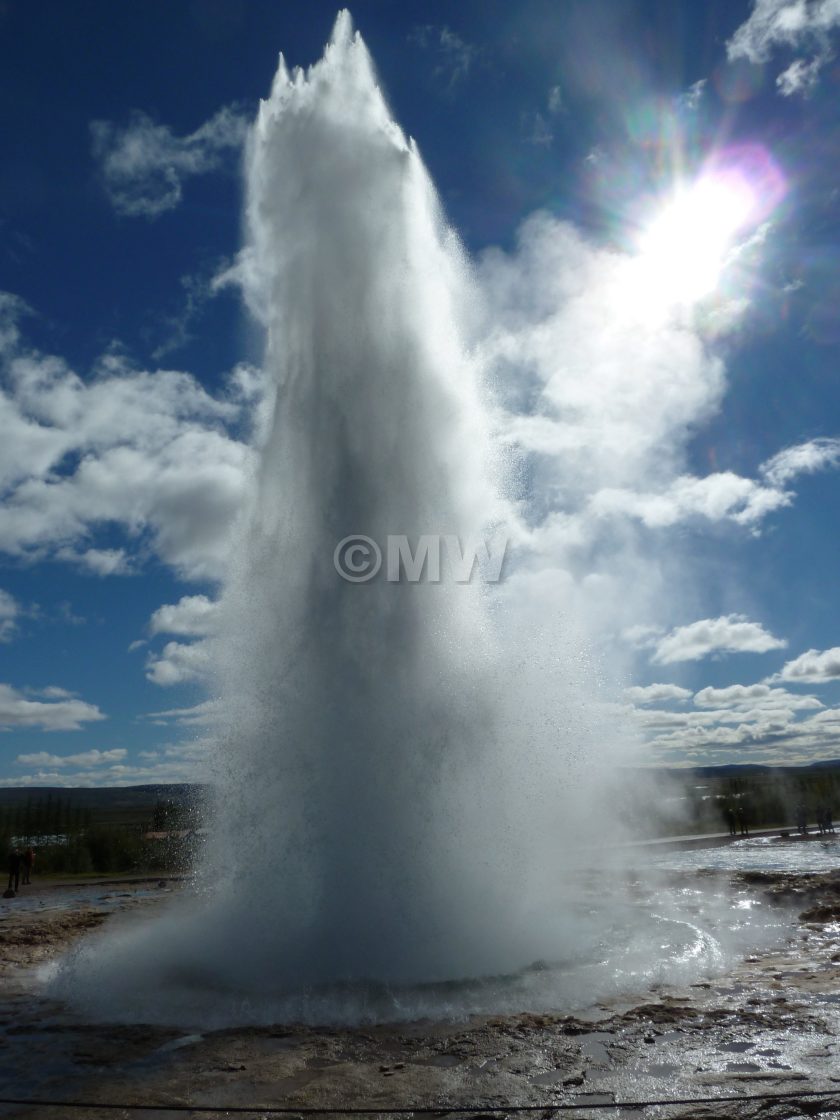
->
[[775, 646, 840, 683], [0, 683, 105, 732], [145, 699, 220, 727], [0, 752, 210, 788], [586, 437, 840, 535], [0, 590, 18, 642], [56, 546, 132, 576], [693, 683, 822, 711], [145, 640, 212, 687], [633, 683, 840, 765], [15, 748, 127, 769], [624, 683, 693, 705], [652, 615, 787, 664], [0, 293, 260, 582], [777, 54, 826, 92], [91, 105, 249, 218], [760, 437, 840, 486], [679, 79, 707, 109], [728, 0, 840, 96], [36, 686, 77, 700], [590, 471, 791, 529], [624, 674, 834, 764], [149, 594, 218, 638]]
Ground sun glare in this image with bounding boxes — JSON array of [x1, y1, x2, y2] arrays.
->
[[635, 172, 757, 306], [624, 145, 787, 319]]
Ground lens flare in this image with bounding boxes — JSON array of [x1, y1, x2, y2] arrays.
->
[[629, 144, 786, 315], [637, 173, 757, 302]]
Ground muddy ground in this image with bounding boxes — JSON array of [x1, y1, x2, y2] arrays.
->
[[2, 870, 840, 1119]]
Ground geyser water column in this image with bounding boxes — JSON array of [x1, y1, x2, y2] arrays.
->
[[55, 12, 619, 1023], [210, 10, 517, 985], [210, 9, 544, 985]]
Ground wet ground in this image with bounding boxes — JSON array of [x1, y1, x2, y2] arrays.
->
[[2, 865, 840, 1119]]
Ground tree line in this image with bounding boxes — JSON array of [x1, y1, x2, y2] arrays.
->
[[2, 794, 204, 876]]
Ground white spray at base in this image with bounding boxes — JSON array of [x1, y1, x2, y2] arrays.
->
[[50, 14, 784, 1026]]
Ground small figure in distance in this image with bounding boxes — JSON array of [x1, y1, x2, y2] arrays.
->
[[724, 805, 738, 837], [826, 806, 836, 835], [736, 803, 750, 837], [6, 848, 21, 894], [21, 847, 34, 886], [817, 807, 826, 836], [796, 803, 808, 836]]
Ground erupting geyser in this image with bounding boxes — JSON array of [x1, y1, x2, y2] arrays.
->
[[53, 13, 638, 1025]]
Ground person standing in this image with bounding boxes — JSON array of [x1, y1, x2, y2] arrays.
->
[[7, 849, 21, 893], [22, 847, 34, 885]]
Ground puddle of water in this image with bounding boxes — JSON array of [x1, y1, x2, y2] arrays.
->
[[155, 1033, 203, 1054], [531, 1069, 570, 1086], [423, 1054, 462, 1068], [644, 1062, 681, 1078], [579, 1032, 611, 1066]]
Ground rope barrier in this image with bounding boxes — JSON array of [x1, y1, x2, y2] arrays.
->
[[2, 1086, 839, 1114]]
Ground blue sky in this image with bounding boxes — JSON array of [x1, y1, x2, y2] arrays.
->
[[1, 0, 840, 784]]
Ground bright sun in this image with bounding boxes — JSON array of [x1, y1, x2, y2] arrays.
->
[[634, 171, 758, 307]]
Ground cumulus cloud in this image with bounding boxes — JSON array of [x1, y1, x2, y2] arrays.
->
[[91, 105, 249, 218], [615, 632, 840, 761], [0, 590, 18, 642], [590, 471, 791, 529], [0, 684, 105, 732], [760, 437, 840, 486], [143, 596, 219, 691], [775, 646, 840, 683], [55, 546, 132, 576], [651, 615, 787, 664], [149, 594, 218, 638], [624, 683, 693, 705], [624, 674, 832, 764], [145, 640, 212, 687], [0, 738, 212, 787], [728, 0, 840, 96], [694, 683, 822, 711], [15, 748, 126, 769], [144, 699, 221, 727], [587, 438, 840, 534], [0, 292, 260, 582], [777, 54, 826, 93]]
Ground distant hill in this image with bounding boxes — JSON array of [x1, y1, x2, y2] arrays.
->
[[0, 784, 207, 811], [636, 761, 840, 778]]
